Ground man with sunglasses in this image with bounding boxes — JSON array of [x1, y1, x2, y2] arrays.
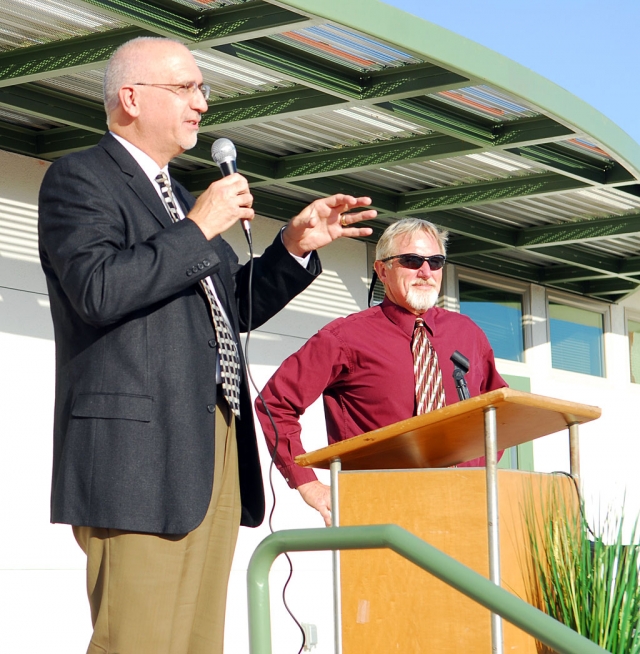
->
[[257, 218, 506, 526], [38, 37, 376, 654]]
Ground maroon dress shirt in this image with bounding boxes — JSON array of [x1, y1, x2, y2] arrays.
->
[[256, 298, 507, 487]]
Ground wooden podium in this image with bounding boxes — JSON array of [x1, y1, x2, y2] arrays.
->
[[295, 389, 601, 653]]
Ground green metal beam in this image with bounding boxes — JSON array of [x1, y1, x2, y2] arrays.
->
[[66, 0, 198, 39], [216, 40, 363, 100], [193, 1, 312, 47], [517, 214, 640, 248], [0, 27, 150, 87], [69, 0, 311, 45], [541, 265, 612, 284], [36, 127, 102, 158], [271, 176, 399, 213], [251, 189, 309, 222], [580, 278, 640, 296], [527, 244, 620, 276], [0, 85, 106, 133], [360, 64, 468, 102], [277, 134, 480, 181], [618, 257, 640, 275], [216, 41, 470, 101], [444, 252, 542, 284], [200, 86, 344, 130], [400, 172, 586, 213], [419, 212, 515, 247], [0, 122, 37, 157]]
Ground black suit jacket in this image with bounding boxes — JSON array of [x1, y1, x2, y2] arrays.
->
[[38, 133, 320, 534]]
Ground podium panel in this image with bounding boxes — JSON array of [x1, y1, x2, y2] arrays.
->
[[339, 469, 576, 653]]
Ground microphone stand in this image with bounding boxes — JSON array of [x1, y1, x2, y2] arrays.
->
[[450, 350, 470, 401]]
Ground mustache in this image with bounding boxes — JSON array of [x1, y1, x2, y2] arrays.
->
[[410, 280, 438, 289]]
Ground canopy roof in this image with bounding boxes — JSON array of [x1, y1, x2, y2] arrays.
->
[[2, 0, 640, 301]]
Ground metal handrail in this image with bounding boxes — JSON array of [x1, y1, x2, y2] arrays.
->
[[247, 524, 608, 654]]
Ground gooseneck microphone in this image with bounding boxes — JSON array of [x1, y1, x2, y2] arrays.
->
[[450, 350, 471, 401], [211, 137, 251, 245]]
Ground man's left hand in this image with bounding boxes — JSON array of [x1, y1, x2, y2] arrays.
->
[[282, 195, 376, 257]]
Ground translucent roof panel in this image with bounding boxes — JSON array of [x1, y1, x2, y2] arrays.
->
[[192, 50, 294, 99], [560, 137, 613, 162], [0, 0, 128, 52], [583, 235, 640, 258], [346, 151, 548, 192], [270, 23, 423, 72], [35, 70, 105, 103], [428, 85, 540, 122], [168, 0, 248, 10], [213, 106, 430, 155], [465, 186, 640, 229], [0, 108, 64, 130]]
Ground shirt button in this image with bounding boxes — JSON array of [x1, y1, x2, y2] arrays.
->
[[208, 338, 217, 348], [207, 404, 216, 413]]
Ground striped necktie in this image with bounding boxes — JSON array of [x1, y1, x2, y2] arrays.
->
[[412, 317, 446, 415], [155, 172, 242, 418]]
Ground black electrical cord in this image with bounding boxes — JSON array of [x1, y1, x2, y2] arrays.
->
[[242, 231, 307, 654]]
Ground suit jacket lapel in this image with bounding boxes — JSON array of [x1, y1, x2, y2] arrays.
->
[[99, 133, 173, 230]]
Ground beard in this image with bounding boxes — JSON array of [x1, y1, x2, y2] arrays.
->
[[405, 282, 439, 313], [179, 130, 199, 151]]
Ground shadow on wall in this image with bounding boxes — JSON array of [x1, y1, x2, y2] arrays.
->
[[0, 286, 53, 341]]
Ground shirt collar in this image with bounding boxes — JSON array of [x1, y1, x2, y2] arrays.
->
[[380, 297, 438, 336], [110, 131, 170, 187]]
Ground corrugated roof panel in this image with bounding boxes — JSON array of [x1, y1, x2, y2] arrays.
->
[[560, 137, 613, 162], [465, 186, 640, 228], [192, 50, 294, 99], [255, 185, 321, 204], [35, 70, 104, 102], [580, 236, 640, 258], [429, 85, 540, 122], [271, 23, 423, 71], [346, 151, 548, 192], [0, 0, 128, 52], [0, 108, 64, 129], [168, 0, 247, 10], [214, 106, 430, 155]]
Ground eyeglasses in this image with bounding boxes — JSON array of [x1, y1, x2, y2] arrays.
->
[[380, 253, 446, 270], [133, 81, 211, 101]]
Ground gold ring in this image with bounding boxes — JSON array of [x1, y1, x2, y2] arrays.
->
[[340, 214, 348, 227]]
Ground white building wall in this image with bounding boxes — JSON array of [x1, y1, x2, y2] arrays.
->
[[2, 146, 640, 652]]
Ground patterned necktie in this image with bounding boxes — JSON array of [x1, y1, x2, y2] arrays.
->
[[412, 317, 446, 415], [155, 172, 242, 418]]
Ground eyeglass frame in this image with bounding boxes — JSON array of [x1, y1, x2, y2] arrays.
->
[[133, 81, 211, 101], [379, 253, 446, 271]]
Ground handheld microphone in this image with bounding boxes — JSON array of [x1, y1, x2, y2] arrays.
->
[[211, 137, 251, 245]]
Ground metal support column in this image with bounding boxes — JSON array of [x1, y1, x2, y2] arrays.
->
[[330, 459, 342, 654], [568, 422, 581, 484], [484, 406, 503, 654]]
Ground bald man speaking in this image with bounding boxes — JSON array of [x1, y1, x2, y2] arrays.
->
[[38, 37, 375, 654]]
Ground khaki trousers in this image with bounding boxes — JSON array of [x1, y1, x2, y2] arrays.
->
[[73, 399, 241, 654]]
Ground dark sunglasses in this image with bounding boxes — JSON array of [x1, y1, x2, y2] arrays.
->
[[380, 253, 446, 270]]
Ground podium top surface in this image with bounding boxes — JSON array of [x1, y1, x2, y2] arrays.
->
[[295, 388, 601, 471]]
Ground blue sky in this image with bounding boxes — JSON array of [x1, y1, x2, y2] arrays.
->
[[384, 1, 640, 145]]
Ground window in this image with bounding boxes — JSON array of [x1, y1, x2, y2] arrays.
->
[[459, 281, 524, 362], [628, 318, 640, 383], [549, 302, 604, 376]]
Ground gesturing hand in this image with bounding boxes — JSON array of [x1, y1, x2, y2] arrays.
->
[[282, 194, 376, 257]]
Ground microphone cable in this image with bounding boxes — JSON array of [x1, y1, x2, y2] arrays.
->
[[241, 225, 307, 654]]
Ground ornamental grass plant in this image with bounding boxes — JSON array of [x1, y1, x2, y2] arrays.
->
[[523, 484, 640, 653]]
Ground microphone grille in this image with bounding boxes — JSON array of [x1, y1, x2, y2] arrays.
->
[[211, 138, 236, 165]]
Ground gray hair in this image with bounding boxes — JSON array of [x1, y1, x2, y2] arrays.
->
[[103, 37, 183, 123], [375, 218, 448, 261]]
